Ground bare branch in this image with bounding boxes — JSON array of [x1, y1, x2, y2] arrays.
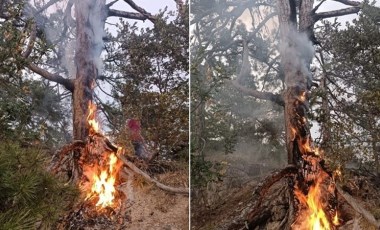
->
[[107, 8, 151, 21], [34, 0, 61, 15], [106, 0, 119, 8], [230, 80, 284, 106], [230, 39, 284, 106], [22, 22, 37, 59], [314, 6, 361, 20], [123, 0, 156, 22], [28, 63, 74, 92], [63, 0, 75, 27], [312, 0, 326, 13], [332, 0, 361, 7], [237, 40, 250, 81]]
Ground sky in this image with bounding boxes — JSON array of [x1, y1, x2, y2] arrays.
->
[[105, 0, 177, 33]]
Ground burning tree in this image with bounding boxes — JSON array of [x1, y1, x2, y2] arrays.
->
[[191, 0, 380, 229], [1, 0, 188, 227]]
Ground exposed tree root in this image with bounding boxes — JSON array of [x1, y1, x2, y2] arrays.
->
[[246, 165, 297, 224], [117, 153, 189, 195], [336, 185, 380, 228], [243, 162, 380, 230], [51, 139, 188, 196]]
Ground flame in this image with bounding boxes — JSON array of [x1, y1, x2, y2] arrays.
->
[[333, 211, 339, 226], [84, 101, 122, 209], [314, 147, 320, 156], [334, 169, 342, 179], [295, 175, 332, 230], [88, 152, 121, 208], [300, 137, 313, 154], [87, 101, 99, 133], [300, 91, 306, 101]]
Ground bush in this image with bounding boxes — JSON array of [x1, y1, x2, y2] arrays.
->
[[0, 143, 79, 229]]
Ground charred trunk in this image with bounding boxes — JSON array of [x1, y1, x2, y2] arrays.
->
[[73, 0, 106, 141], [278, 0, 314, 165]]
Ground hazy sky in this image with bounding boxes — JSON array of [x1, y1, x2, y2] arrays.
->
[[106, 0, 177, 33]]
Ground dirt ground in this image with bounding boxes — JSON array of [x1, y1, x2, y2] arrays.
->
[[121, 170, 189, 230], [59, 164, 189, 230]]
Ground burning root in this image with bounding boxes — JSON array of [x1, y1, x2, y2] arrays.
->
[[51, 138, 189, 196]]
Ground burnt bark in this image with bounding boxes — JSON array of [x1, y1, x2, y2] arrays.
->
[[73, 0, 106, 141], [277, 0, 314, 165]]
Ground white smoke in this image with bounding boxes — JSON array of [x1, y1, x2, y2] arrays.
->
[[25, 0, 106, 78], [86, 0, 106, 74], [279, 26, 314, 87]]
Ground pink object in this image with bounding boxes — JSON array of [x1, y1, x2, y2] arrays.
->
[[126, 119, 151, 160], [126, 119, 143, 142], [127, 119, 141, 131]]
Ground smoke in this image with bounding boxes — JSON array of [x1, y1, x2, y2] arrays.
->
[[24, 0, 106, 78], [279, 26, 315, 87], [212, 24, 316, 170], [83, 0, 106, 74]]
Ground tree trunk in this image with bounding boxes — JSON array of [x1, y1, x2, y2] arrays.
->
[[73, 0, 106, 141], [277, 0, 314, 165]]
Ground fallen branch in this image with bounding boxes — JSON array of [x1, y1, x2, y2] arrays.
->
[[117, 153, 189, 195], [336, 185, 380, 228]]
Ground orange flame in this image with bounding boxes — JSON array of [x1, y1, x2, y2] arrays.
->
[[300, 91, 306, 101], [333, 211, 339, 226], [87, 152, 122, 208], [295, 175, 332, 230], [84, 101, 122, 209], [87, 101, 100, 134], [300, 137, 313, 154]]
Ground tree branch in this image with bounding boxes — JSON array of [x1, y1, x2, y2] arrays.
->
[[336, 185, 380, 228], [34, 0, 61, 15], [22, 22, 37, 59], [332, 0, 361, 7], [230, 80, 284, 106], [28, 63, 74, 92], [107, 8, 152, 21], [123, 0, 156, 23], [314, 7, 361, 21], [312, 0, 326, 13], [106, 0, 119, 8], [118, 153, 189, 195]]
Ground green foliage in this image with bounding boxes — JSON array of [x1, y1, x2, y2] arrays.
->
[[190, 154, 223, 188], [103, 8, 189, 160], [190, 0, 287, 188], [315, 3, 380, 172], [0, 78, 71, 148], [0, 143, 79, 229]]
